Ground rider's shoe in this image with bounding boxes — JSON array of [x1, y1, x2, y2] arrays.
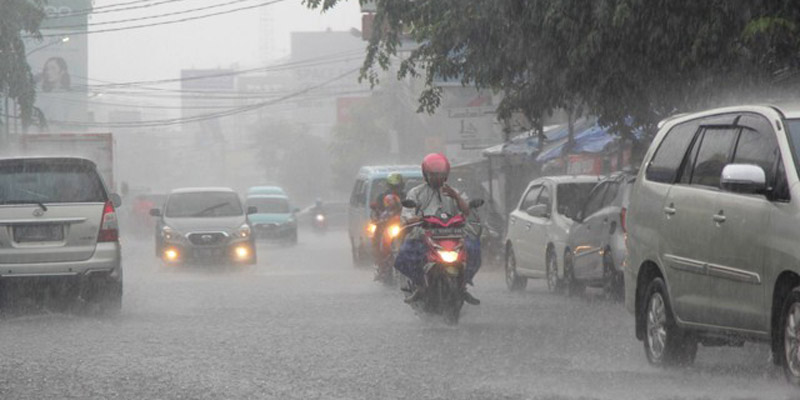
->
[[462, 289, 481, 305], [404, 287, 424, 303]]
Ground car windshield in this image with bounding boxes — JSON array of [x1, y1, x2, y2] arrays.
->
[[246, 197, 290, 214], [165, 192, 243, 218], [0, 161, 106, 204], [556, 182, 596, 219]]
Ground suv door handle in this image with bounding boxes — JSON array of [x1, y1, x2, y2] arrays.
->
[[664, 206, 676, 216], [713, 213, 726, 224]]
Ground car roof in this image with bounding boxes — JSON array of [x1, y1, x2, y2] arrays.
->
[[534, 175, 603, 185], [170, 187, 236, 194], [247, 186, 286, 194], [358, 165, 422, 178], [657, 104, 800, 130], [246, 194, 288, 200], [0, 156, 97, 168]]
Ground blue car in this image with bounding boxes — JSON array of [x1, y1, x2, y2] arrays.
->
[[245, 194, 298, 244]]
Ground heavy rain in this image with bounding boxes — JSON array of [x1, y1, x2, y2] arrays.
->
[[1, 1, 800, 399]]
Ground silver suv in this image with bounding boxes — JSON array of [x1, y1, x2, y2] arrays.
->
[[0, 157, 122, 313], [626, 105, 800, 382]]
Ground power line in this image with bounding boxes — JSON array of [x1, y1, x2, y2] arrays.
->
[[51, 0, 192, 18], [45, 68, 360, 128], [47, 0, 257, 29], [37, 0, 288, 37]]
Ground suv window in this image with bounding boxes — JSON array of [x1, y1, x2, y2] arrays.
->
[[688, 127, 738, 188], [646, 120, 701, 183], [0, 160, 107, 204], [582, 183, 608, 218], [350, 179, 366, 206], [519, 185, 542, 211], [733, 114, 779, 185], [536, 186, 551, 209]]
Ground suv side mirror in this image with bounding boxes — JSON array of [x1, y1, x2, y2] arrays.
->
[[469, 199, 484, 209], [247, 206, 258, 215], [109, 193, 122, 208], [721, 164, 767, 194], [401, 199, 417, 209], [150, 208, 162, 217], [526, 204, 550, 219]]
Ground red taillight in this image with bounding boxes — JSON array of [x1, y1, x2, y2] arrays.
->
[[620, 207, 627, 234], [98, 201, 119, 242]]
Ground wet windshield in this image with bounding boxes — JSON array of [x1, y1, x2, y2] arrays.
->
[[165, 192, 243, 218], [786, 119, 800, 171], [246, 197, 290, 214]]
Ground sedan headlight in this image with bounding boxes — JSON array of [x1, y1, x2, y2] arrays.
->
[[235, 224, 251, 239], [162, 226, 182, 241]]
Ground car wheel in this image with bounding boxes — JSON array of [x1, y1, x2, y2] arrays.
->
[[546, 249, 562, 293], [602, 250, 624, 301], [350, 237, 360, 267], [643, 277, 697, 367], [563, 249, 584, 297], [505, 246, 527, 291], [779, 287, 800, 385]]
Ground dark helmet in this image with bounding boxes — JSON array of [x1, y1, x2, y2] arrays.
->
[[421, 153, 450, 189]]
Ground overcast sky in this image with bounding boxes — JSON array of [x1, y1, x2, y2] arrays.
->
[[88, 0, 362, 84]]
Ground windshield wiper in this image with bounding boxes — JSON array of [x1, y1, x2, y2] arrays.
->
[[190, 202, 230, 217], [1, 200, 48, 212]]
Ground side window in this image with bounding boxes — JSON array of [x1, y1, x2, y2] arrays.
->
[[773, 157, 791, 201], [519, 185, 542, 211], [602, 181, 621, 207], [689, 127, 738, 188], [646, 121, 701, 183], [582, 183, 608, 218], [733, 114, 779, 185], [536, 186, 552, 210], [350, 180, 363, 206]]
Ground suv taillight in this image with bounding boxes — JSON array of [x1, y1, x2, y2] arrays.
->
[[620, 207, 627, 234], [98, 201, 119, 242]]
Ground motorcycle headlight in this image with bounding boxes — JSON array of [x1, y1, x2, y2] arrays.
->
[[366, 223, 377, 237], [315, 214, 325, 222], [162, 226, 181, 241], [235, 224, 251, 239], [388, 224, 401, 238], [438, 250, 459, 264]]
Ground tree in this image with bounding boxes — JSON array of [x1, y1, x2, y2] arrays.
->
[[305, 0, 800, 143], [0, 0, 45, 131]]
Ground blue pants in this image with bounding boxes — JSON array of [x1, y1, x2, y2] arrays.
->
[[394, 237, 481, 286]]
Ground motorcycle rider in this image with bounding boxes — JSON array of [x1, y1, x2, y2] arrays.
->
[[395, 153, 481, 305], [371, 172, 407, 257]]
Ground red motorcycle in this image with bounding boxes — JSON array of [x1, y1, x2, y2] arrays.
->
[[401, 198, 483, 325]]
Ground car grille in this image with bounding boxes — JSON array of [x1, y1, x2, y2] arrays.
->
[[187, 232, 228, 246]]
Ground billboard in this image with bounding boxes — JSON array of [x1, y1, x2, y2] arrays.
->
[[26, 0, 91, 132]]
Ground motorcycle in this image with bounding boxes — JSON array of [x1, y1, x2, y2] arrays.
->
[[311, 211, 328, 233], [399, 198, 483, 325]]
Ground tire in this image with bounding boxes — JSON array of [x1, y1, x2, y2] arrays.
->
[[563, 249, 584, 297], [778, 287, 800, 385], [642, 277, 697, 367], [546, 249, 563, 293], [350, 237, 360, 267], [441, 276, 463, 326], [505, 246, 527, 291], [603, 250, 624, 301]]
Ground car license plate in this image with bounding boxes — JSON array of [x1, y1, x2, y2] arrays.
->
[[194, 248, 223, 259], [14, 224, 64, 242]]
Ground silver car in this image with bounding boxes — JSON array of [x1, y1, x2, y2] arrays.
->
[[626, 104, 800, 382], [151, 187, 257, 266], [504, 176, 598, 293], [0, 157, 122, 313], [564, 172, 635, 299]]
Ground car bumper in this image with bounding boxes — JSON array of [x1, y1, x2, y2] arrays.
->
[[160, 239, 255, 265], [0, 242, 122, 280], [253, 223, 295, 239]]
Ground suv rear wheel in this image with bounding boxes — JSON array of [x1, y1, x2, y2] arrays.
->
[[779, 287, 800, 384], [643, 277, 697, 367]]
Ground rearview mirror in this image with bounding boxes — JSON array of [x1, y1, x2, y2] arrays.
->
[[526, 204, 550, 218], [247, 206, 258, 215], [109, 193, 122, 208], [721, 164, 766, 194], [401, 199, 417, 209], [150, 208, 162, 217], [469, 199, 484, 209]]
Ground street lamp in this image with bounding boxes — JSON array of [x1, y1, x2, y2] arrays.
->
[[26, 36, 69, 56]]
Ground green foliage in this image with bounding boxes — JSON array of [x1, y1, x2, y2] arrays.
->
[[0, 0, 45, 129], [305, 0, 800, 138]]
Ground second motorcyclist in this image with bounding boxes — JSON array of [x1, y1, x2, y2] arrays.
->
[[394, 153, 481, 305], [370, 172, 407, 259]]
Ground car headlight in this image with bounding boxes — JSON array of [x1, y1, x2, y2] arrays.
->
[[315, 214, 325, 222], [235, 224, 251, 239], [162, 226, 182, 241]]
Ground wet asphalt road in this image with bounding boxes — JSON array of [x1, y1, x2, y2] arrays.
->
[[0, 229, 797, 400]]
